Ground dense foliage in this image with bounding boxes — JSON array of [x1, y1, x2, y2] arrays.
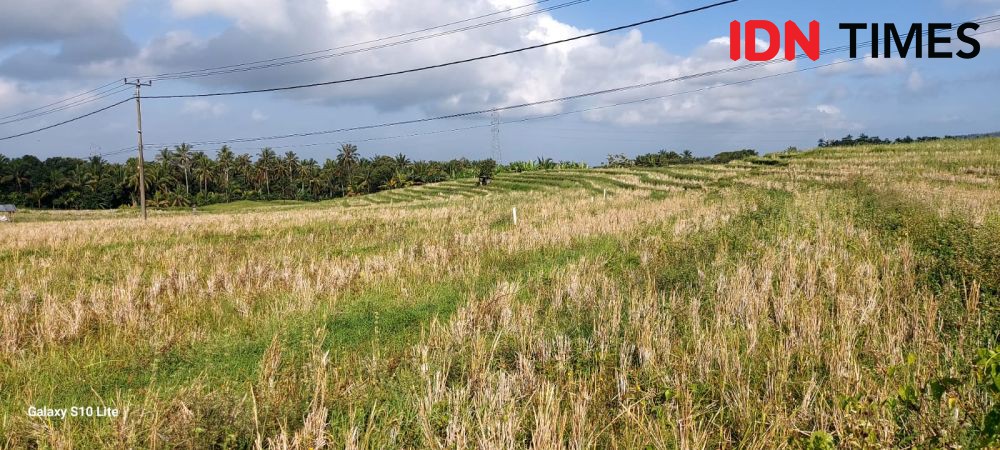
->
[[607, 148, 759, 168], [814, 133, 991, 148], [0, 145, 584, 209]]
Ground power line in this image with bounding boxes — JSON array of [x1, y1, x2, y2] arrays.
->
[[139, 24, 1000, 150], [0, 0, 590, 125], [12, 17, 998, 149], [144, 0, 740, 99], [0, 80, 122, 122], [143, 63, 842, 146], [0, 85, 132, 126], [0, 97, 134, 142], [145, 0, 590, 82], [0, 2, 583, 123], [160, 61, 855, 154]]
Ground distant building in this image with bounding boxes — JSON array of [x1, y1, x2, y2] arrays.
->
[[0, 205, 16, 222]]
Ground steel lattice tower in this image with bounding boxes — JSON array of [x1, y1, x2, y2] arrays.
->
[[491, 108, 501, 163]]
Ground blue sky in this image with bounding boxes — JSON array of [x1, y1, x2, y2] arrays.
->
[[0, 0, 997, 164]]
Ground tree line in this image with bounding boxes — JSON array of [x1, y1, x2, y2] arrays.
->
[[605, 149, 759, 168], [814, 133, 994, 148], [0, 144, 584, 210]]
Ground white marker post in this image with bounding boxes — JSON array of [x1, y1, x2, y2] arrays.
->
[[512, 207, 518, 226], [603, 189, 607, 200]]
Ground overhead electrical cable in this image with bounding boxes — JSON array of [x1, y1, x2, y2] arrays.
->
[[0, 97, 135, 142], [138, 24, 1000, 150], [0, 85, 133, 126], [1, 1, 591, 124], [143, 0, 741, 99], [9, 16, 997, 147], [144, 0, 591, 81], [2, 1, 737, 144], [0, 80, 122, 122]]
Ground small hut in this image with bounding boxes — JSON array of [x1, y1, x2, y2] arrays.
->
[[0, 205, 16, 222]]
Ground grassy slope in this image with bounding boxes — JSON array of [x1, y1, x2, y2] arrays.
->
[[1, 139, 999, 448]]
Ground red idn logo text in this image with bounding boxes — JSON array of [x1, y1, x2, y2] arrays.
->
[[730, 21, 820, 61]]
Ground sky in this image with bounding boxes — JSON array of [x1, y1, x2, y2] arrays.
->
[[0, 0, 998, 165]]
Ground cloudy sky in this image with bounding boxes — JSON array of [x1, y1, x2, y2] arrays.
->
[[0, 0, 998, 164]]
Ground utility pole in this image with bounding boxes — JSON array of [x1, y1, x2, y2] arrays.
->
[[125, 78, 152, 220]]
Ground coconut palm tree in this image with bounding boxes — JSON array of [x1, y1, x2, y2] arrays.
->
[[217, 146, 235, 201], [337, 144, 359, 195], [282, 151, 300, 196], [235, 154, 253, 196], [28, 185, 50, 208], [154, 148, 175, 193], [192, 153, 214, 194], [300, 158, 318, 195], [8, 159, 31, 194], [256, 148, 277, 197], [321, 159, 338, 197], [87, 155, 106, 182], [173, 144, 194, 196]]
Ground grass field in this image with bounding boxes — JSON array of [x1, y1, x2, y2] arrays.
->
[[2, 139, 1000, 448]]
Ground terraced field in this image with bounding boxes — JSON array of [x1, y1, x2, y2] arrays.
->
[[2, 139, 999, 448]]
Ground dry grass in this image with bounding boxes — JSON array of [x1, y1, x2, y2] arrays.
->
[[2, 138, 999, 448]]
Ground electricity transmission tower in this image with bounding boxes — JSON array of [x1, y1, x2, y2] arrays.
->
[[491, 108, 501, 163]]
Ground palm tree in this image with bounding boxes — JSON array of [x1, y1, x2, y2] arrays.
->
[[9, 159, 30, 194], [155, 147, 174, 164], [28, 185, 50, 208], [217, 146, 235, 201], [257, 148, 277, 197], [192, 153, 214, 194], [149, 158, 176, 198], [282, 151, 300, 196], [394, 153, 411, 171], [0, 155, 11, 190], [321, 159, 338, 197], [174, 144, 194, 196], [336, 144, 359, 195], [155, 148, 175, 194], [88, 155, 106, 182], [235, 154, 253, 195], [300, 158, 318, 195]]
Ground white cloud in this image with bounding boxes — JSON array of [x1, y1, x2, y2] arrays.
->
[[0, 0, 843, 152], [171, 0, 292, 31], [980, 17, 1000, 48], [818, 54, 907, 77], [817, 104, 841, 115], [861, 54, 907, 74], [182, 99, 228, 117], [0, 0, 865, 132], [1, 0, 963, 156], [0, 80, 30, 114], [907, 70, 926, 92]]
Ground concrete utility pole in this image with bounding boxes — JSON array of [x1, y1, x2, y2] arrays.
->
[[125, 78, 152, 220]]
